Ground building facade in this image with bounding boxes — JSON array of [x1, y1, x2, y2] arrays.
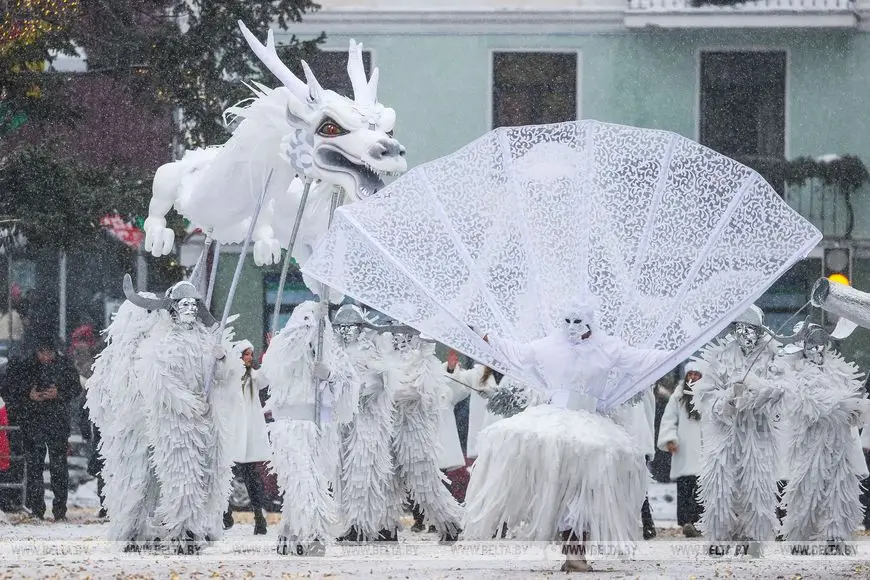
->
[[214, 0, 870, 367]]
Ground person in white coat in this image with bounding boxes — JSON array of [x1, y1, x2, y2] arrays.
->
[[438, 350, 470, 474], [410, 350, 469, 533], [223, 340, 271, 535], [443, 352, 500, 463], [657, 367, 704, 537], [612, 389, 657, 539]]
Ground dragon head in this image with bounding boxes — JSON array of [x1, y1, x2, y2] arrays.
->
[[239, 22, 407, 200]]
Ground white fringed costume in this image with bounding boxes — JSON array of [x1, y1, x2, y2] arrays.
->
[[463, 306, 671, 546], [86, 281, 242, 546], [260, 301, 359, 550], [338, 330, 406, 541], [778, 337, 870, 542], [693, 307, 784, 543], [382, 335, 463, 537]]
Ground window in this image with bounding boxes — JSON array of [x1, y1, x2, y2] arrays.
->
[[289, 49, 372, 100], [699, 51, 786, 189], [492, 52, 578, 129], [262, 270, 316, 337], [755, 258, 819, 332]]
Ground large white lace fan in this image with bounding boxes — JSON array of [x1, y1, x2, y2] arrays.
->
[[302, 120, 821, 410]]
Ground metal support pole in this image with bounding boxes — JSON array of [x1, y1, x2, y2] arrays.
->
[[204, 170, 273, 397], [271, 179, 313, 335], [312, 189, 344, 428], [206, 243, 221, 310]]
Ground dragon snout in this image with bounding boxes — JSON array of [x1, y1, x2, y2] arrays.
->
[[370, 139, 406, 160]]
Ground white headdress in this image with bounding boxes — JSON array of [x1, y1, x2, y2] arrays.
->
[[733, 304, 764, 328], [233, 339, 254, 357]]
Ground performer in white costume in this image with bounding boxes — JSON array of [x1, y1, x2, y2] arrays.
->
[[383, 330, 464, 542], [778, 322, 870, 543], [87, 276, 242, 550], [223, 340, 271, 535], [333, 306, 405, 542], [693, 305, 784, 545], [464, 300, 672, 572], [298, 119, 822, 571], [259, 301, 359, 555]]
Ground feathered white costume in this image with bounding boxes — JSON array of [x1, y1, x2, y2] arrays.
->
[[382, 332, 463, 539], [693, 305, 784, 543], [86, 277, 242, 548], [463, 300, 671, 555], [333, 307, 405, 542], [259, 301, 359, 554], [778, 323, 870, 542]]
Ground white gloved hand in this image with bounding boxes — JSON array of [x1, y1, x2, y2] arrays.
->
[[478, 384, 497, 399], [313, 363, 330, 381], [213, 345, 226, 360]]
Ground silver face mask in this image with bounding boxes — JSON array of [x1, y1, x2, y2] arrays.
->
[[337, 325, 360, 345], [803, 328, 829, 366], [564, 317, 591, 344], [172, 297, 198, 328], [734, 322, 761, 352], [393, 333, 414, 353]]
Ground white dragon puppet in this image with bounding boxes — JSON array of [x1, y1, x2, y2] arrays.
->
[[143, 21, 406, 268]]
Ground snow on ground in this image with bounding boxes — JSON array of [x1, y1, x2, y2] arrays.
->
[[2, 481, 868, 579], [648, 481, 677, 523], [2, 506, 870, 579]]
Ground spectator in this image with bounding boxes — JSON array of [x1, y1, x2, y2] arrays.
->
[[5, 333, 81, 521], [657, 367, 704, 537], [223, 341, 270, 535]]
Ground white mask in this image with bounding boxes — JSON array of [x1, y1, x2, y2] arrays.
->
[[564, 317, 591, 344]]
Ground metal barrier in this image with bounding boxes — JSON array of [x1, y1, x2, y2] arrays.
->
[[0, 424, 26, 510]]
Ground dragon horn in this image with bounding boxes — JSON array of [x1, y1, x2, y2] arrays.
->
[[122, 274, 169, 311], [300, 60, 324, 103], [237, 21, 309, 103], [367, 67, 380, 105], [347, 39, 373, 106]]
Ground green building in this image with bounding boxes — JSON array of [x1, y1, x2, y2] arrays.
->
[[212, 1, 870, 368]]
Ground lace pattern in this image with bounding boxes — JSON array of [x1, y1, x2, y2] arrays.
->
[[303, 120, 821, 410]]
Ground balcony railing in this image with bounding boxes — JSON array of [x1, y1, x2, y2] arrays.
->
[[625, 0, 858, 27], [628, 0, 854, 11], [751, 155, 869, 240]]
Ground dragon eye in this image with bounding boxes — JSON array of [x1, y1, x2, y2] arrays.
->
[[386, 129, 394, 138], [317, 118, 349, 137]]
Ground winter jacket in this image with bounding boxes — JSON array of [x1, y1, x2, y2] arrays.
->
[[657, 384, 703, 480], [441, 364, 500, 460], [438, 362, 471, 470], [612, 388, 656, 459], [4, 351, 81, 439], [233, 367, 271, 463]]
